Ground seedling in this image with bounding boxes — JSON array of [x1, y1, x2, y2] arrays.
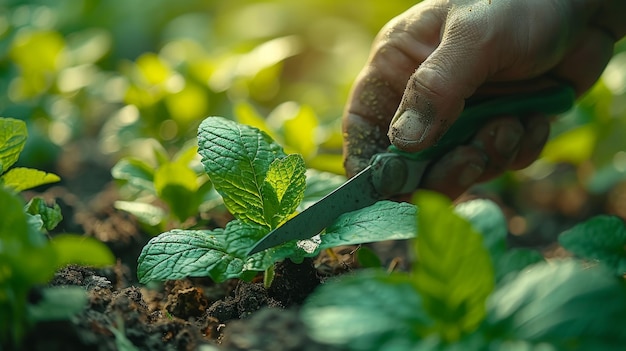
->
[[112, 139, 215, 233], [137, 116, 416, 287], [0, 118, 60, 191], [0, 117, 115, 347], [301, 191, 626, 350]]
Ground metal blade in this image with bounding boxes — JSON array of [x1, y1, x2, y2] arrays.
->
[[247, 165, 381, 255]]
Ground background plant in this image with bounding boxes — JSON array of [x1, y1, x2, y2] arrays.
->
[[0, 117, 115, 347], [111, 139, 216, 233], [301, 191, 626, 350]]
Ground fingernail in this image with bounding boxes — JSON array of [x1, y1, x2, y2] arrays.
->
[[494, 123, 523, 156], [388, 109, 427, 148], [459, 162, 485, 187]]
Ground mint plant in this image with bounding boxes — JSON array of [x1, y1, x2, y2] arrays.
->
[[0, 118, 60, 192], [0, 185, 116, 346], [559, 215, 626, 275], [301, 191, 626, 350], [112, 140, 215, 232], [137, 116, 417, 286], [0, 117, 116, 346]]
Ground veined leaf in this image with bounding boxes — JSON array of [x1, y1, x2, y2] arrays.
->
[[197, 116, 285, 227], [114, 201, 166, 227], [487, 259, 626, 345], [154, 161, 199, 222], [261, 154, 306, 227], [137, 220, 274, 283], [27, 286, 88, 322], [137, 220, 307, 283], [494, 248, 544, 282], [318, 201, 417, 250], [25, 198, 63, 231], [301, 270, 430, 350], [1, 167, 60, 192], [138, 227, 249, 283], [111, 157, 156, 194], [454, 199, 508, 259], [559, 215, 626, 275], [413, 191, 495, 342], [0, 117, 28, 173]]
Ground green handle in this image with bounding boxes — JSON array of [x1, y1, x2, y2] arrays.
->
[[390, 85, 576, 161]]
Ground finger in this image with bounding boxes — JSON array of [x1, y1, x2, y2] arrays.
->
[[510, 114, 550, 170], [342, 6, 442, 175], [471, 116, 524, 181], [421, 145, 487, 199], [388, 6, 494, 153], [342, 112, 392, 177], [421, 116, 526, 198]]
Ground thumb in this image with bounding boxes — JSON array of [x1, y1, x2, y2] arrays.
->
[[388, 12, 492, 152]]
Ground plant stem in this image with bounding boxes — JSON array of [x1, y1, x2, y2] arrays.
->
[[263, 264, 275, 289]]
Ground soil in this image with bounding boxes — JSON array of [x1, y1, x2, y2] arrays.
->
[[8, 178, 369, 351]]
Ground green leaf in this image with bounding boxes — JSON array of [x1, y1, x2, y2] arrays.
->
[[559, 215, 626, 275], [487, 259, 626, 345], [454, 198, 508, 259], [0, 188, 55, 285], [25, 197, 63, 231], [114, 201, 166, 227], [301, 270, 430, 350], [197, 116, 285, 227], [412, 191, 495, 342], [0, 117, 28, 172], [173, 143, 199, 165], [261, 154, 306, 227], [27, 286, 88, 321], [494, 248, 544, 282], [50, 234, 115, 268], [137, 218, 319, 283], [269, 103, 319, 159], [234, 102, 280, 142], [111, 157, 156, 194], [1, 167, 60, 192], [356, 246, 382, 268], [138, 220, 272, 283], [541, 124, 596, 165], [0, 187, 58, 343], [299, 169, 346, 210], [154, 162, 199, 222], [317, 201, 416, 251], [0, 185, 29, 242]]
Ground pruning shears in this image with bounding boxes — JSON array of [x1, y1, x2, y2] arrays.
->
[[247, 85, 575, 256]]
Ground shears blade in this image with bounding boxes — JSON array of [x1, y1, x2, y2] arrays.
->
[[246, 165, 381, 255]]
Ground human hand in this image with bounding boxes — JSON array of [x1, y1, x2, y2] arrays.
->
[[343, 0, 625, 199]]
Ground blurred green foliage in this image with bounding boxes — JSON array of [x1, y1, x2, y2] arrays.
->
[[0, 0, 415, 172], [1, 0, 626, 234]]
